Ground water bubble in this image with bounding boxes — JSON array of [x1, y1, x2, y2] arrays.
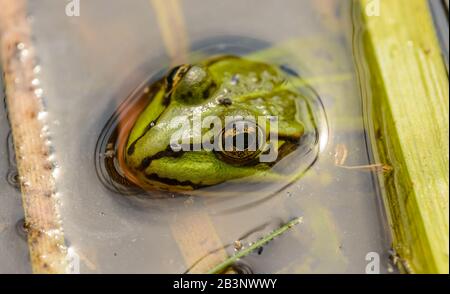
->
[[52, 166, 61, 179], [7, 169, 20, 189], [19, 49, 30, 62], [31, 78, 40, 86], [16, 43, 25, 50], [15, 219, 28, 241], [33, 65, 41, 74], [233, 240, 243, 251], [105, 149, 115, 158], [34, 88, 44, 98]]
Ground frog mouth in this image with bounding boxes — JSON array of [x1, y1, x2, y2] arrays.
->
[[121, 141, 301, 192]]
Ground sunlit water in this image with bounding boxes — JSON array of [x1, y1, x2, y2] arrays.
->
[[0, 0, 394, 273]]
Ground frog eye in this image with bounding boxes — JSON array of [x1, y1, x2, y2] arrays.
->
[[171, 66, 217, 104], [216, 120, 265, 165], [165, 64, 191, 94]]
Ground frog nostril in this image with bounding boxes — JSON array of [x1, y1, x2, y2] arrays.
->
[[217, 97, 232, 106]]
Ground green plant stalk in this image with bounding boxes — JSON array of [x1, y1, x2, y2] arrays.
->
[[207, 217, 303, 274], [357, 0, 449, 273]]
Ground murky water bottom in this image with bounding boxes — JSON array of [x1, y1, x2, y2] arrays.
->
[[0, 0, 393, 273]]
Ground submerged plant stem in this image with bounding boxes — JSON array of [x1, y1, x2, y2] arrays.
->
[[206, 217, 303, 274]]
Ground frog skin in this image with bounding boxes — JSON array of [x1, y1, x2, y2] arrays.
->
[[123, 55, 310, 191]]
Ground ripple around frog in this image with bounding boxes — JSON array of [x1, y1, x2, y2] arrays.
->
[[94, 36, 329, 211]]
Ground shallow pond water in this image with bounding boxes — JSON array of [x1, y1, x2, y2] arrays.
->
[[0, 0, 393, 273]]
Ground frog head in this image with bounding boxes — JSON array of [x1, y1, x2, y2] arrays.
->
[[123, 55, 312, 191]]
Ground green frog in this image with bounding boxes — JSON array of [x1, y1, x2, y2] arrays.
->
[[122, 55, 315, 191]]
